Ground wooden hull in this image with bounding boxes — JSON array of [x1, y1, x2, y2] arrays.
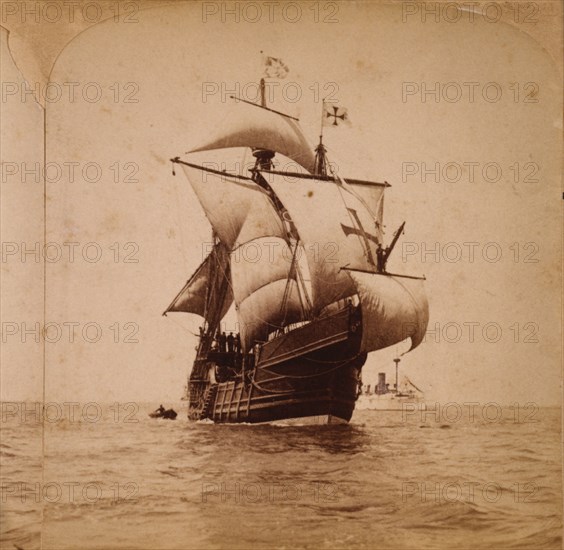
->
[[193, 306, 366, 424]]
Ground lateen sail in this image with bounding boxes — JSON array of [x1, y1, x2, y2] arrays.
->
[[165, 241, 233, 320], [263, 171, 387, 313], [348, 271, 429, 352], [189, 100, 316, 174]]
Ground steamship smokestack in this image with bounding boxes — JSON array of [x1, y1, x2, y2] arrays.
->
[[377, 372, 386, 394]]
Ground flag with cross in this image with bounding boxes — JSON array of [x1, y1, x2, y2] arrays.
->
[[322, 103, 350, 127]]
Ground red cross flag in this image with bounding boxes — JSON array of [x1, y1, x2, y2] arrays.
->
[[323, 104, 351, 127]]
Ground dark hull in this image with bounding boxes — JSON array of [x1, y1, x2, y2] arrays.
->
[[192, 305, 366, 424]]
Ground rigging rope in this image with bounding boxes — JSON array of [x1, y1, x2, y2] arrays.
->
[[327, 153, 386, 235]]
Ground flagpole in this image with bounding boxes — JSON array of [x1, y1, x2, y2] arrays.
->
[[319, 98, 325, 139], [315, 99, 327, 176]]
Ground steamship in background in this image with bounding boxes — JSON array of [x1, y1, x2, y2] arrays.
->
[[163, 58, 429, 424], [356, 357, 426, 411]]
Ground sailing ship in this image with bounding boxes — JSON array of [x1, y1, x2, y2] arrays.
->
[[356, 358, 426, 411], [164, 72, 429, 424]]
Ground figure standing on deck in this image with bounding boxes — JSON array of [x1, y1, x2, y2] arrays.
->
[[376, 243, 389, 273], [219, 332, 227, 352], [227, 332, 235, 353], [376, 221, 405, 274]]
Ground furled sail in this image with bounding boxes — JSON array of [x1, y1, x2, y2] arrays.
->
[[347, 271, 429, 352], [189, 100, 316, 174], [180, 163, 287, 248], [165, 241, 233, 320], [263, 171, 387, 313]]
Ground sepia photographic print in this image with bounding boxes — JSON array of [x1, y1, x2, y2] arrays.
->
[[1, 1, 562, 548]]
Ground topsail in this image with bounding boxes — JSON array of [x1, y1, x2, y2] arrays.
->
[[189, 100, 316, 174]]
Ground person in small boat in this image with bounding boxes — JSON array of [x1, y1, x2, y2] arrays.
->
[[157, 404, 165, 414]]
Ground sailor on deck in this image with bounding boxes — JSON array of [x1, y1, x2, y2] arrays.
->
[[376, 244, 388, 273], [219, 332, 227, 352], [227, 332, 235, 353]]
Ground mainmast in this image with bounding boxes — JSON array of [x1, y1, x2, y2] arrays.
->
[[249, 75, 313, 323], [252, 78, 275, 172]]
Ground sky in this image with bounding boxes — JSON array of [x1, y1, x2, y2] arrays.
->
[[1, 1, 561, 406]]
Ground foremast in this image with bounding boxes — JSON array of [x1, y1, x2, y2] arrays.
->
[[185, 235, 230, 416], [247, 79, 314, 329]]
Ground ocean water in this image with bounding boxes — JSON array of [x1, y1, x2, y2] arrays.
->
[[1, 403, 561, 549]]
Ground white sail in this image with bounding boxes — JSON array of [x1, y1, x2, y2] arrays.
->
[[263, 171, 386, 313], [166, 242, 233, 320], [179, 162, 308, 351], [231, 237, 306, 352], [180, 163, 287, 248], [189, 100, 316, 173], [230, 237, 294, 303], [346, 181, 385, 242], [237, 279, 304, 351], [348, 271, 429, 352]]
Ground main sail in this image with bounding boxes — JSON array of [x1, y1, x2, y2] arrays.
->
[[231, 237, 304, 351], [258, 170, 428, 352], [262, 170, 388, 313]]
